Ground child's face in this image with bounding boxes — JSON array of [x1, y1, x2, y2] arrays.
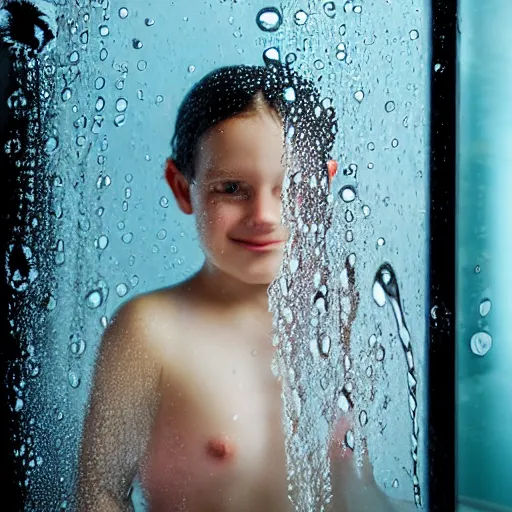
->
[[190, 108, 288, 285]]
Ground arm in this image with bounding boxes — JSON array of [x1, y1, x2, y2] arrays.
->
[[76, 298, 161, 511]]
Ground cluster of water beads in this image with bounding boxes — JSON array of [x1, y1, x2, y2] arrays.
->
[[372, 263, 422, 507], [469, 297, 493, 356]]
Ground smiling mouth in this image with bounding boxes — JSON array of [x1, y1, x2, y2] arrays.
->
[[231, 239, 284, 251]]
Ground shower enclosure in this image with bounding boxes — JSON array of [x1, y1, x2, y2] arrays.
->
[[0, 0, 508, 510]]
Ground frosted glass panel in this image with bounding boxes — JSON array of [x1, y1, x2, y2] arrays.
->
[[457, 0, 512, 510]]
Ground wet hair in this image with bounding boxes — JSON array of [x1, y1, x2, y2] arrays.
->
[[170, 62, 338, 183]]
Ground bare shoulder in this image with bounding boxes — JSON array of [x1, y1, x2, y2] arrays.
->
[[107, 278, 197, 359]]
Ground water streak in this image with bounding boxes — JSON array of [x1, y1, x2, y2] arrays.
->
[[373, 262, 422, 507]]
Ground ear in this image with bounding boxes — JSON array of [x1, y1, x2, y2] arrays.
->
[[165, 158, 194, 215], [327, 160, 338, 189]]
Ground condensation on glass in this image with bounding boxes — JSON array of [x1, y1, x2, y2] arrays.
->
[[4, 0, 429, 510]]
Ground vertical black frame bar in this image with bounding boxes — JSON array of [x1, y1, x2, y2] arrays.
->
[[0, 46, 25, 512], [428, 0, 457, 510]]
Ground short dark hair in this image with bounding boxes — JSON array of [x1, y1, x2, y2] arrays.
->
[[170, 62, 338, 183]]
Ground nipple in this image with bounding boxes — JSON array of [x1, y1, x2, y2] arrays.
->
[[206, 436, 234, 461]]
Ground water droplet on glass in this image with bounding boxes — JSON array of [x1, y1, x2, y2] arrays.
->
[[354, 90, 364, 102], [145, 18, 155, 26], [80, 30, 89, 44], [366, 365, 373, 377], [7, 89, 27, 109], [15, 398, 24, 412], [263, 47, 280, 63], [385, 101, 396, 113], [256, 7, 282, 32], [368, 162, 374, 169], [377, 237, 386, 247], [85, 289, 104, 309], [361, 204, 370, 216], [61, 88, 72, 102], [137, 89, 144, 100], [339, 185, 356, 203], [345, 429, 355, 449], [95, 97, 105, 112], [157, 229, 167, 240], [116, 283, 128, 297], [367, 141, 375, 151], [470, 331, 492, 356], [156, 95, 164, 104], [348, 253, 356, 267], [337, 394, 350, 413], [410, 30, 419, 40], [479, 299, 491, 317], [336, 48, 346, 61], [98, 235, 109, 250], [392, 138, 399, 148], [318, 336, 331, 357], [323, 2, 336, 18], [188, 65, 196, 73], [434, 63, 442, 72], [160, 196, 169, 208], [283, 87, 296, 102], [119, 7, 128, 19], [295, 10, 308, 26], [359, 410, 368, 426], [116, 98, 128, 112], [99, 25, 109, 36], [95, 77, 105, 90], [285, 52, 297, 64], [354, 5, 362, 13], [392, 479, 399, 488], [100, 48, 108, 61], [68, 370, 80, 388], [45, 136, 59, 154], [344, 1, 353, 13], [345, 230, 354, 242], [122, 232, 133, 244], [376, 345, 386, 361], [132, 39, 143, 49], [474, 264, 481, 274], [100, 316, 108, 329], [345, 210, 354, 223], [137, 60, 147, 71], [314, 59, 325, 70], [69, 51, 79, 63], [130, 275, 139, 287], [69, 334, 86, 356], [114, 114, 125, 127]]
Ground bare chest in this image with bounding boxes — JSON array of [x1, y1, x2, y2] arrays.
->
[[140, 329, 289, 510]]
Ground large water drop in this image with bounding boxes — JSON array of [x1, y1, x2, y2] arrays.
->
[[470, 331, 492, 356], [479, 299, 491, 317], [256, 7, 282, 32], [339, 185, 356, 203]]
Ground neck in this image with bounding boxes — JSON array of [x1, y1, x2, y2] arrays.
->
[[195, 262, 272, 315]]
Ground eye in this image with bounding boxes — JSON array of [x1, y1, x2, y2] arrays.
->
[[213, 181, 246, 196], [223, 182, 240, 194]]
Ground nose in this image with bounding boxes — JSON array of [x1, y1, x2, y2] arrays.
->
[[245, 188, 282, 230]]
